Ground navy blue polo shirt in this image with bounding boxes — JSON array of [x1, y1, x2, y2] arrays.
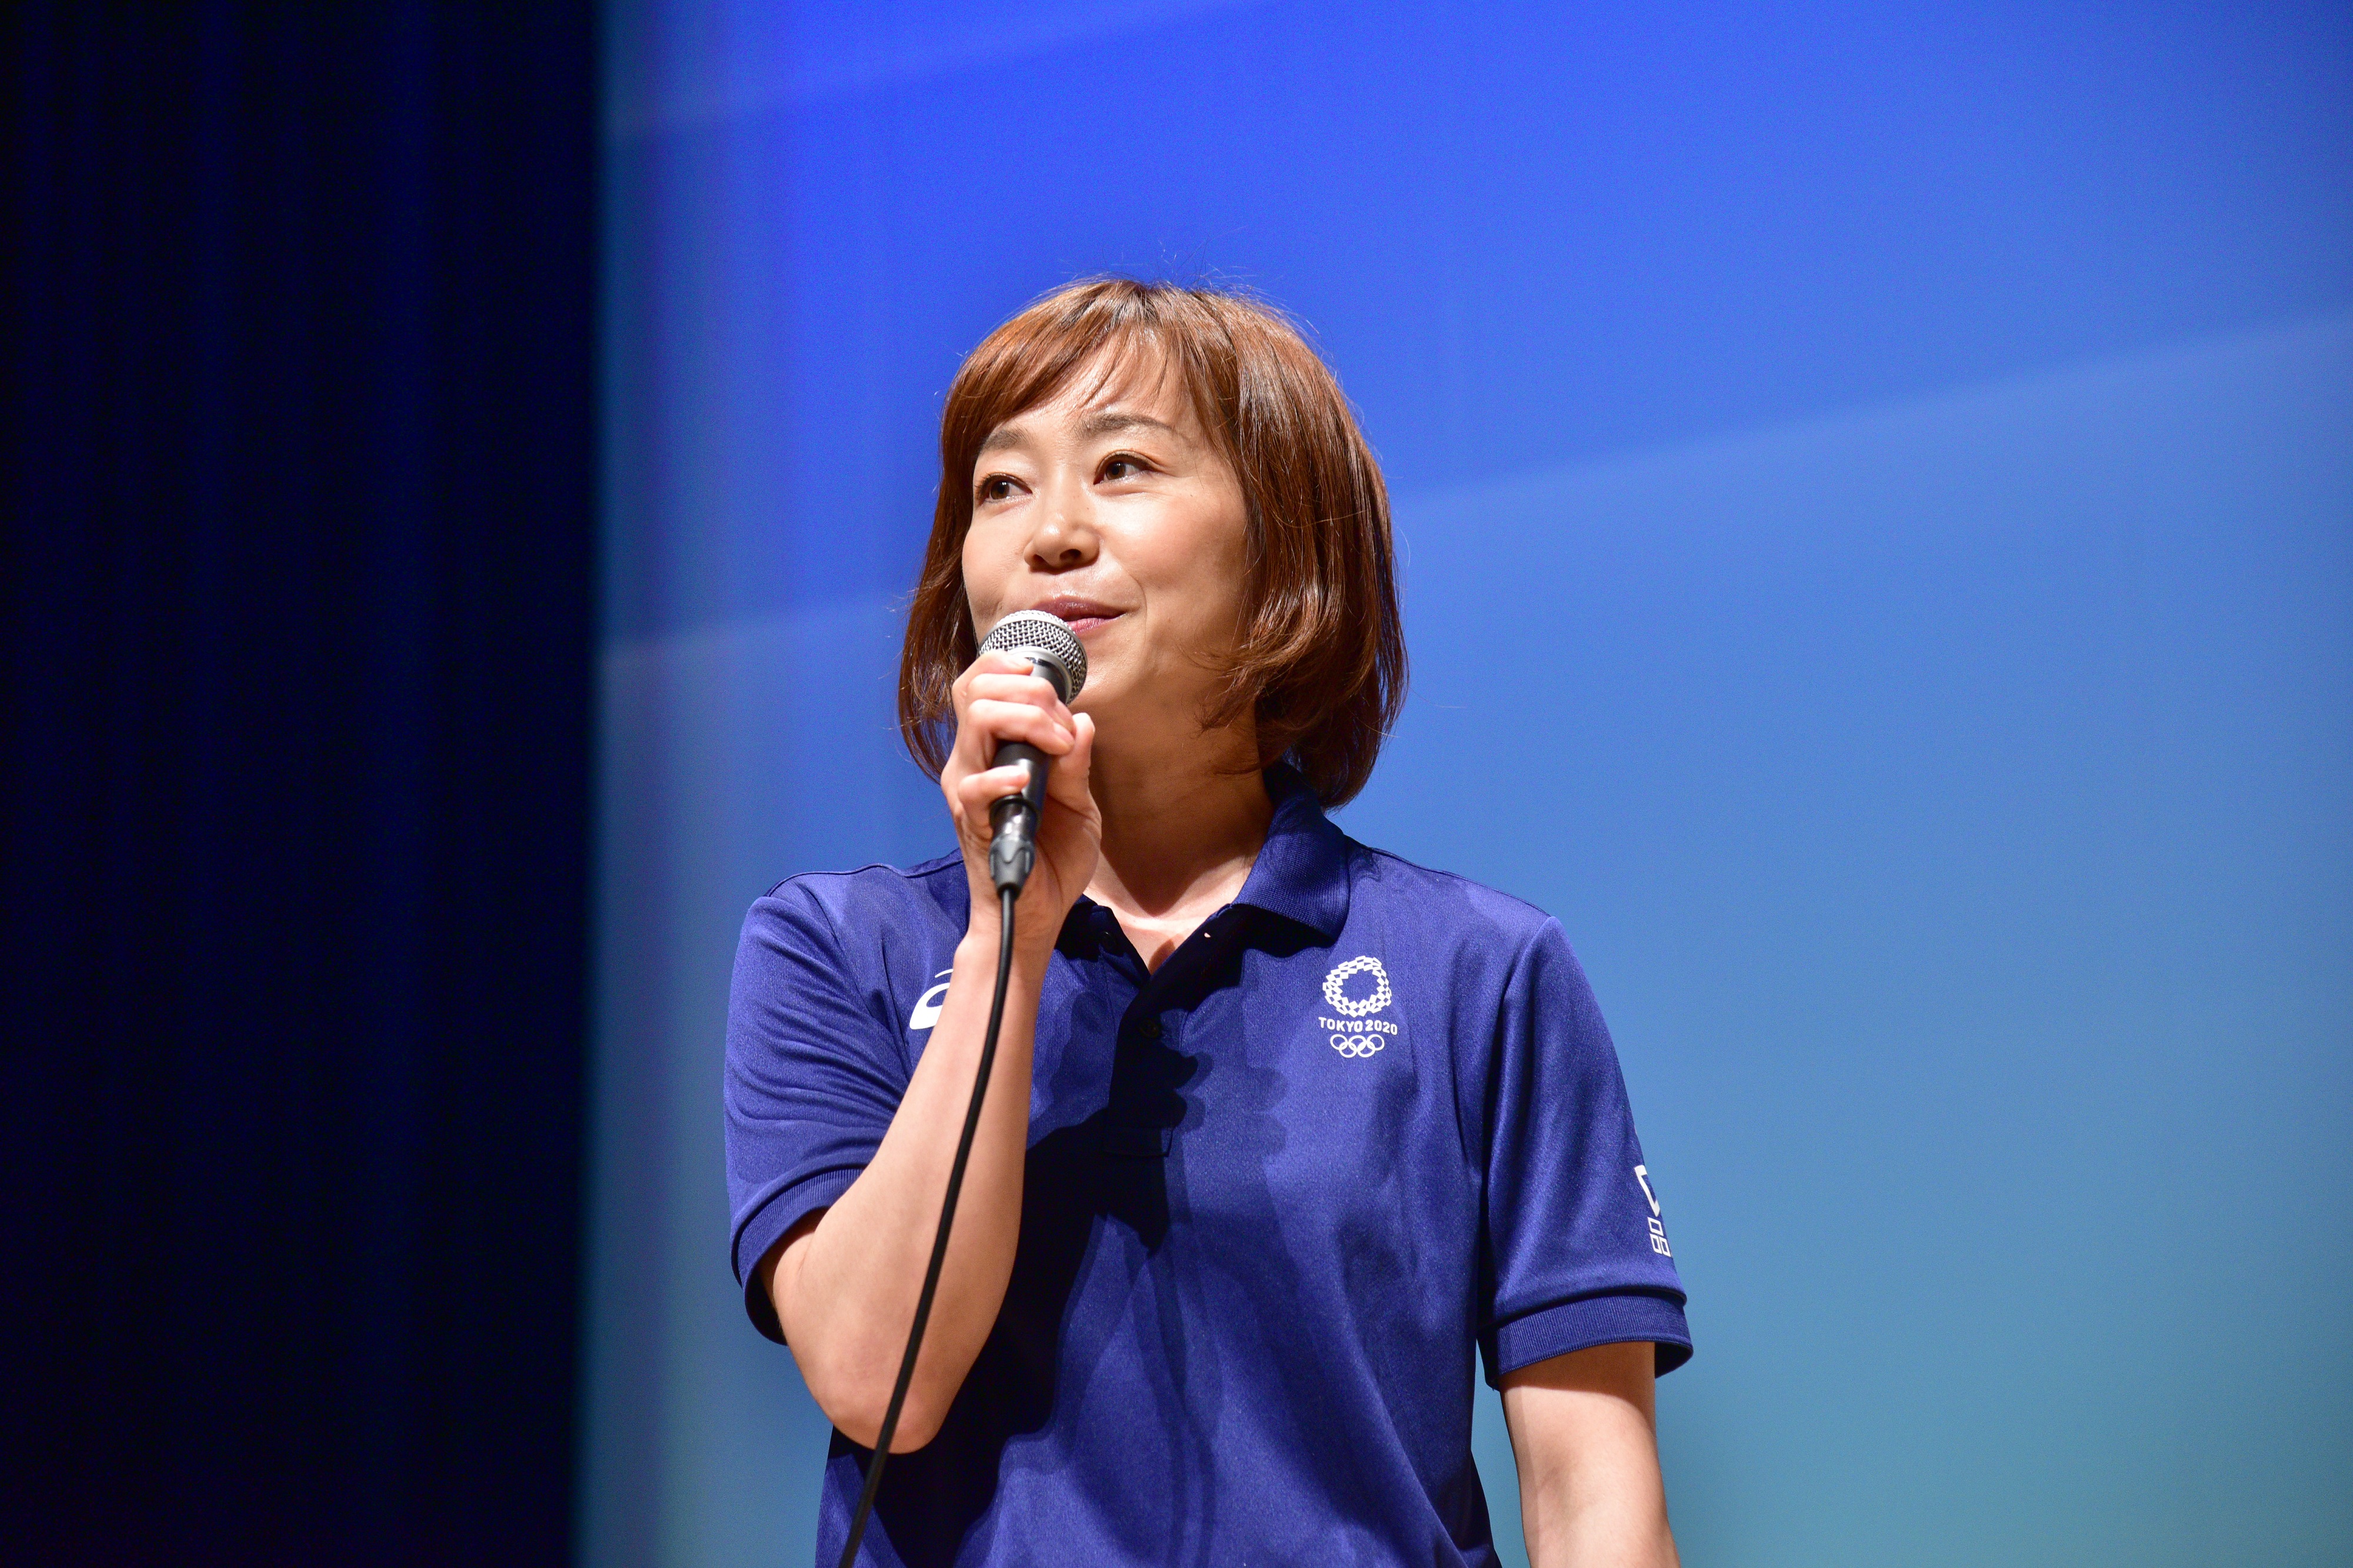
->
[[725, 768, 1689, 1568]]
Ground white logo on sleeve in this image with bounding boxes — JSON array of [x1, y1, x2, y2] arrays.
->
[[1634, 1165, 1672, 1256], [909, 970, 952, 1032], [1319, 956, 1398, 1057]]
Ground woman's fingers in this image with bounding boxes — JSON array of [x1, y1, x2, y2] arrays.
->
[[948, 655, 1076, 776], [1043, 713, 1095, 810], [961, 698, 1075, 756], [960, 669, 1071, 705], [952, 652, 1064, 713], [954, 718, 1091, 812], [957, 648, 1036, 681], [958, 679, 1072, 735], [955, 763, 1038, 814], [961, 694, 1074, 752]]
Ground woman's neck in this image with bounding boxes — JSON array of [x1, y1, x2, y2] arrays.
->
[[1084, 720, 1272, 966]]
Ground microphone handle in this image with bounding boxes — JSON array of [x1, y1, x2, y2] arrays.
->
[[986, 741, 1051, 893]]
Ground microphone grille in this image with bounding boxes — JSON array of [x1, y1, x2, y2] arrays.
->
[[979, 609, 1088, 700]]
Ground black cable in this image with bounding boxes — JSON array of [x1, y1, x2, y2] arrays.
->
[[837, 883, 1021, 1567]]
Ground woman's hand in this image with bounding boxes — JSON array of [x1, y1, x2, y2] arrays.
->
[[941, 648, 1099, 951]]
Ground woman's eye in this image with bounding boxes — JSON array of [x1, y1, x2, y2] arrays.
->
[[1101, 455, 1147, 482], [978, 475, 1019, 502]]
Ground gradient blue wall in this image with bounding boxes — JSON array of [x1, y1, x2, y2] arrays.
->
[[586, 5, 2353, 1563]]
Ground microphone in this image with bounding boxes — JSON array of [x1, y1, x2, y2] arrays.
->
[[977, 609, 1089, 894]]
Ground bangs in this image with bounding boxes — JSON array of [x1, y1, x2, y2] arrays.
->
[[940, 286, 1225, 482]]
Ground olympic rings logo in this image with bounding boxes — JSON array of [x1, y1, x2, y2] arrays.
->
[[1321, 956, 1392, 1017], [1329, 1033, 1385, 1057]]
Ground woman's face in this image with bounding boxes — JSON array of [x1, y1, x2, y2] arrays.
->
[[962, 349, 1252, 748]]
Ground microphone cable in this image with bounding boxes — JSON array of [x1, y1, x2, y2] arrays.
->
[[838, 612, 1081, 1564], [836, 882, 1020, 1567]]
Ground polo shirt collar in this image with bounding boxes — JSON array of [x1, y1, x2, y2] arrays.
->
[[1053, 765, 1352, 956], [1230, 765, 1351, 940]]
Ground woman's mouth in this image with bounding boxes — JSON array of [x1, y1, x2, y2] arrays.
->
[[1028, 597, 1125, 638]]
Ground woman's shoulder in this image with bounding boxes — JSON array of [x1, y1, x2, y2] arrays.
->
[[1338, 835, 1567, 950], [746, 849, 968, 941]]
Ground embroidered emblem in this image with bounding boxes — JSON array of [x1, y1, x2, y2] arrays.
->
[[1321, 956, 1392, 1016], [1319, 956, 1397, 1056]]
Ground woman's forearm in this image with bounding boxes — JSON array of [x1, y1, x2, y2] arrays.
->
[[768, 916, 1052, 1450], [764, 640, 1095, 1449]]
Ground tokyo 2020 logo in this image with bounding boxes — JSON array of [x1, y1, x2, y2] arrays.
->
[[1321, 957, 1394, 1056]]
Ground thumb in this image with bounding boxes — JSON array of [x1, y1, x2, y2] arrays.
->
[[1049, 713, 1096, 806]]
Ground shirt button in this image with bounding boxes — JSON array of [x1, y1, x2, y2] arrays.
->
[[1136, 1017, 1162, 1039]]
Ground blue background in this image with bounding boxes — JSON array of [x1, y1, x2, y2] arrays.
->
[[585, 4, 2352, 1564]]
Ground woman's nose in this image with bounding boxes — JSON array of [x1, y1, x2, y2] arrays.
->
[[1025, 479, 1099, 571]]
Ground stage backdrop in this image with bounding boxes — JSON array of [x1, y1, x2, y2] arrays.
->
[[586, 5, 2351, 1564]]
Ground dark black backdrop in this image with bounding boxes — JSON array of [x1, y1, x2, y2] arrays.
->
[[5, 6, 596, 1562]]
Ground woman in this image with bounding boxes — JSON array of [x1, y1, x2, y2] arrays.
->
[[726, 279, 1689, 1567]]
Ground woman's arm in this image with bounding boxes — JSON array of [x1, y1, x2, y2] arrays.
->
[[755, 650, 1099, 1452], [1501, 1340, 1681, 1568]]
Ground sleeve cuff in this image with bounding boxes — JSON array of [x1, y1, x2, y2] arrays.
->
[[732, 1169, 861, 1345], [1481, 1292, 1694, 1386]]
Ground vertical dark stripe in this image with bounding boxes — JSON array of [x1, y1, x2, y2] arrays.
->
[[1, 5, 598, 1562]]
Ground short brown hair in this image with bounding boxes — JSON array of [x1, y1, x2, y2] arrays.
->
[[898, 278, 1406, 808]]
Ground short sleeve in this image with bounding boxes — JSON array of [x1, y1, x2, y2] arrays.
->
[[1479, 918, 1691, 1383], [724, 881, 912, 1343]]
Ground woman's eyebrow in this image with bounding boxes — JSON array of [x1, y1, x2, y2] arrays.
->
[[1076, 411, 1178, 441], [978, 411, 1179, 456]]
